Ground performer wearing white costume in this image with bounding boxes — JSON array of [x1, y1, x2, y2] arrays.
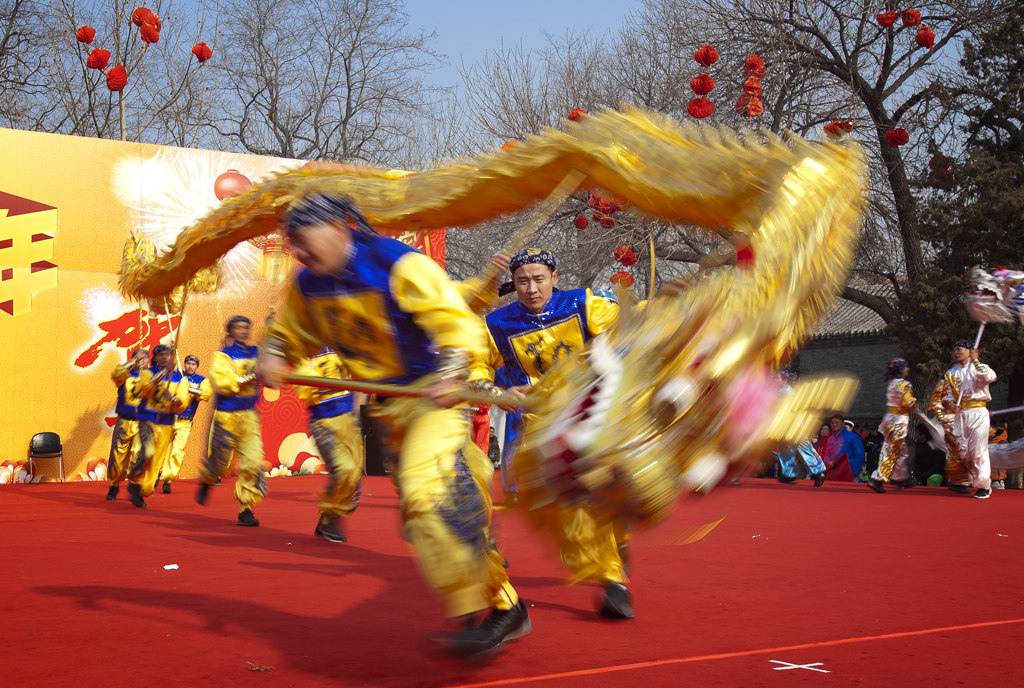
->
[[948, 339, 997, 499]]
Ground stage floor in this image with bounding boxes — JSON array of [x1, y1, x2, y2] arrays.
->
[[3, 476, 1022, 687]]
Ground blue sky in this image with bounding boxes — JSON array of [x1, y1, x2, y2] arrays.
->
[[404, 0, 641, 87]]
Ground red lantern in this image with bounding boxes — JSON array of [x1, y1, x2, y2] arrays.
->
[[588, 193, 601, 209], [76, 25, 96, 44], [928, 153, 950, 170], [214, 169, 253, 200], [742, 76, 763, 97], [568, 107, 587, 122], [885, 128, 910, 146], [901, 9, 921, 27], [613, 244, 629, 261], [876, 11, 899, 27], [610, 271, 635, 287], [694, 45, 719, 67], [86, 48, 110, 70], [147, 13, 162, 31], [599, 215, 616, 228], [140, 23, 160, 44], [744, 55, 765, 78], [823, 121, 854, 139], [620, 249, 637, 267], [192, 42, 213, 62], [131, 7, 154, 26], [106, 65, 128, 92], [690, 73, 715, 96], [687, 97, 714, 119], [573, 215, 589, 230], [735, 94, 763, 118], [915, 26, 935, 49]]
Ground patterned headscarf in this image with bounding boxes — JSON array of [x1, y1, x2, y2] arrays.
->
[[152, 344, 172, 358], [509, 248, 557, 274], [887, 357, 908, 378], [953, 339, 972, 350], [283, 194, 376, 236], [184, 354, 200, 365]]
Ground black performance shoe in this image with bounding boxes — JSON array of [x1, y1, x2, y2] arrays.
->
[[436, 600, 531, 656], [599, 582, 635, 620], [127, 482, 147, 508], [315, 518, 347, 542], [195, 482, 211, 505], [162, 481, 172, 494], [105, 485, 119, 501], [972, 488, 991, 500], [949, 484, 972, 495], [775, 474, 797, 485], [866, 478, 886, 494], [812, 472, 826, 487], [236, 508, 259, 526]]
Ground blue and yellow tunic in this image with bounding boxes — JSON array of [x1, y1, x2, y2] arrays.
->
[[210, 342, 260, 411], [174, 372, 212, 422], [294, 350, 355, 420], [112, 363, 145, 420], [266, 232, 488, 383], [483, 289, 619, 386], [137, 366, 191, 425]]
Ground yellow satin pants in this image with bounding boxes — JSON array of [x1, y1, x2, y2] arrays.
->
[[107, 417, 140, 485], [203, 408, 266, 511], [129, 421, 174, 497], [376, 397, 518, 618], [310, 412, 363, 518], [162, 417, 194, 483]]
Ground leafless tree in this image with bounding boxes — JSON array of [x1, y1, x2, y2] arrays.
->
[[0, 0, 51, 128], [209, 0, 444, 165]]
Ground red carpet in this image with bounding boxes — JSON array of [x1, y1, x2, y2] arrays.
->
[[3, 476, 1023, 687]]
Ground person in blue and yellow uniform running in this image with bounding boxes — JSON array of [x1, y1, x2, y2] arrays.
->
[[197, 316, 267, 526], [106, 348, 149, 501], [479, 247, 634, 620], [126, 345, 191, 508], [160, 354, 212, 494], [293, 348, 364, 543], [258, 194, 527, 657]]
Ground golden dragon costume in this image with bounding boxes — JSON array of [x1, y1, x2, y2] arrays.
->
[[118, 106, 865, 530]]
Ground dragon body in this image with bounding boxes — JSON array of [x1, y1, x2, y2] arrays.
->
[[119, 106, 867, 529]]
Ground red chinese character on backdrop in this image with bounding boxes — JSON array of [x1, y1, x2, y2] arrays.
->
[[74, 307, 181, 369]]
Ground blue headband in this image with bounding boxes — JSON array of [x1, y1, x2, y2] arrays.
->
[[510, 248, 557, 274], [953, 340, 972, 349], [887, 358, 907, 377]]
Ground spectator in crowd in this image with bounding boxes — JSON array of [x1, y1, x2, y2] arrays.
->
[[861, 424, 884, 479], [487, 426, 501, 469], [990, 421, 1009, 489], [813, 424, 831, 452], [819, 415, 865, 481], [912, 424, 945, 485]]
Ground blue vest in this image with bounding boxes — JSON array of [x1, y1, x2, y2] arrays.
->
[[175, 372, 206, 422], [215, 343, 259, 412]]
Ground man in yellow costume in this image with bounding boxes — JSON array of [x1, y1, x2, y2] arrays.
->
[[258, 194, 527, 656], [126, 345, 191, 508], [106, 348, 149, 501], [160, 354, 212, 494], [479, 248, 634, 620], [197, 316, 266, 527], [293, 348, 364, 542]]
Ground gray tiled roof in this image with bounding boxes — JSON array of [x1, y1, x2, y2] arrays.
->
[[812, 283, 893, 338]]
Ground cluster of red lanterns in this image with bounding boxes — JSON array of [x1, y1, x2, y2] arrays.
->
[[823, 120, 854, 139], [736, 55, 765, 119], [876, 8, 935, 50], [574, 193, 625, 230], [885, 127, 910, 146], [927, 153, 953, 189], [687, 45, 719, 119], [568, 107, 587, 122], [75, 7, 213, 93]]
